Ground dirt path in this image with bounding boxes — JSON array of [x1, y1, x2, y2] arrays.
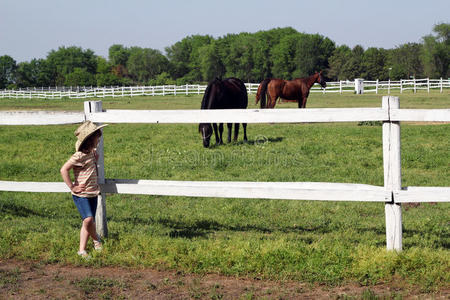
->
[[1, 259, 448, 299]]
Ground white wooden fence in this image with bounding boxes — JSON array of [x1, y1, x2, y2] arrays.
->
[[0, 97, 449, 251], [1, 78, 449, 99]]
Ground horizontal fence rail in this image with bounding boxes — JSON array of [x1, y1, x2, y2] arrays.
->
[[1, 78, 449, 99], [395, 187, 450, 203], [2, 108, 450, 126], [0, 180, 391, 202], [0, 111, 85, 125], [0, 96, 449, 251], [87, 108, 389, 124]]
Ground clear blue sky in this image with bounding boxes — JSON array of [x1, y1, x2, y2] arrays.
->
[[1, 0, 448, 62]]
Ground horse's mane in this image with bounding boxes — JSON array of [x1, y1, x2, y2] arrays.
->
[[295, 72, 318, 81], [201, 78, 222, 109]]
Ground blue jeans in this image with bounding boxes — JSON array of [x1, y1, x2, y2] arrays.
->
[[72, 195, 98, 220]]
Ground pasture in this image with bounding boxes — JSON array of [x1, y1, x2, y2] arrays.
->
[[0, 91, 449, 296]]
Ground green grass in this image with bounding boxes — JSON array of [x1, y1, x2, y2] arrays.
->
[[0, 90, 449, 111], [0, 92, 449, 292]]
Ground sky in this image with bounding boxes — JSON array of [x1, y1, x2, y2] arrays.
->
[[1, 0, 449, 63]]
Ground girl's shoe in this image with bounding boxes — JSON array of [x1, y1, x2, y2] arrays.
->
[[93, 240, 103, 252], [77, 250, 91, 260]]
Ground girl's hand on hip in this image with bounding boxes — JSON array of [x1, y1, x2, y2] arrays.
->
[[71, 184, 86, 193]]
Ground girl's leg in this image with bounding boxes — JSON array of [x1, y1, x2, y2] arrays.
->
[[87, 197, 101, 244], [79, 217, 95, 252], [87, 219, 99, 241], [74, 195, 101, 253], [79, 217, 101, 252]]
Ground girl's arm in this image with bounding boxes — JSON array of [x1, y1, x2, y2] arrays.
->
[[60, 160, 85, 193]]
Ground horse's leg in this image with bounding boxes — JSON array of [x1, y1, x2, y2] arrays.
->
[[301, 92, 310, 108], [213, 123, 220, 144], [297, 97, 303, 108], [302, 96, 308, 108], [242, 123, 248, 142], [227, 123, 232, 143], [233, 123, 239, 142], [269, 91, 278, 108], [219, 123, 224, 144], [298, 96, 307, 108]]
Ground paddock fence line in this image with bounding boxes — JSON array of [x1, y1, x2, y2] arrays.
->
[[0, 96, 449, 251], [0, 78, 449, 99]]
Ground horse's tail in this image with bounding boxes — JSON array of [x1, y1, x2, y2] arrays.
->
[[256, 79, 271, 108]]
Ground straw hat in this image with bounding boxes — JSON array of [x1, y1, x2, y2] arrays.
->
[[74, 121, 108, 151]]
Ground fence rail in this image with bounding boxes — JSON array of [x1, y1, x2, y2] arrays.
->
[[1, 78, 449, 100], [0, 97, 449, 251], [2, 108, 450, 126]]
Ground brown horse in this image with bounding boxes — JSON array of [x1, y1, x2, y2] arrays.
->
[[255, 71, 326, 108]]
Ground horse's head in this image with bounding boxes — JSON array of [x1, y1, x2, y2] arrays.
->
[[317, 71, 326, 88], [199, 123, 213, 148]]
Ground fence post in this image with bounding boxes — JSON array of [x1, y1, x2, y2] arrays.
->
[[382, 96, 402, 251], [84, 100, 108, 238], [427, 78, 430, 93], [440, 77, 443, 93], [355, 78, 364, 94]]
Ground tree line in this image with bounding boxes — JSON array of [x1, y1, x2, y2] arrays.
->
[[0, 24, 448, 89]]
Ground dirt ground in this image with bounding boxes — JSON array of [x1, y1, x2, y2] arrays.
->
[[0, 259, 448, 299]]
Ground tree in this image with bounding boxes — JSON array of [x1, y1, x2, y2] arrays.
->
[[293, 34, 335, 78], [65, 68, 96, 86], [341, 45, 365, 80], [271, 34, 299, 79], [198, 42, 225, 81], [15, 59, 53, 87], [221, 33, 258, 82], [94, 56, 122, 86], [127, 47, 169, 83], [0, 55, 17, 88], [388, 43, 423, 80], [165, 35, 212, 81], [96, 73, 122, 86], [362, 48, 388, 80], [46, 46, 97, 86], [148, 72, 176, 86], [270, 32, 335, 79], [328, 45, 352, 80], [253, 27, 299, 80], [108, 44, 130, 66], [422, 23, 449, 78]]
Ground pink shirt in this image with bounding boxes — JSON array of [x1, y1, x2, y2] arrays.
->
[[69, 151, 100, 197]]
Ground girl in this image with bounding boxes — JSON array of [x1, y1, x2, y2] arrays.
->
[[60, 121, 108, 258]]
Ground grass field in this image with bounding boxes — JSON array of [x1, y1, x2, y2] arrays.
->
[[0, 91, 449, 293]]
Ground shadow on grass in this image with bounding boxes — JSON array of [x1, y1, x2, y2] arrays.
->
[[0, 202, 47, 218], [107, 215, 449, 248], [133, 217, 337, 239], [206, 136, 284, 149]]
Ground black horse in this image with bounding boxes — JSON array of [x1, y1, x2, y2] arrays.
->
[[199, 77, 248, 148]]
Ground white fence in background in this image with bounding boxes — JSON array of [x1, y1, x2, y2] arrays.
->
[[0, 78, 449, 100], [0, 97, 449, 251]]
